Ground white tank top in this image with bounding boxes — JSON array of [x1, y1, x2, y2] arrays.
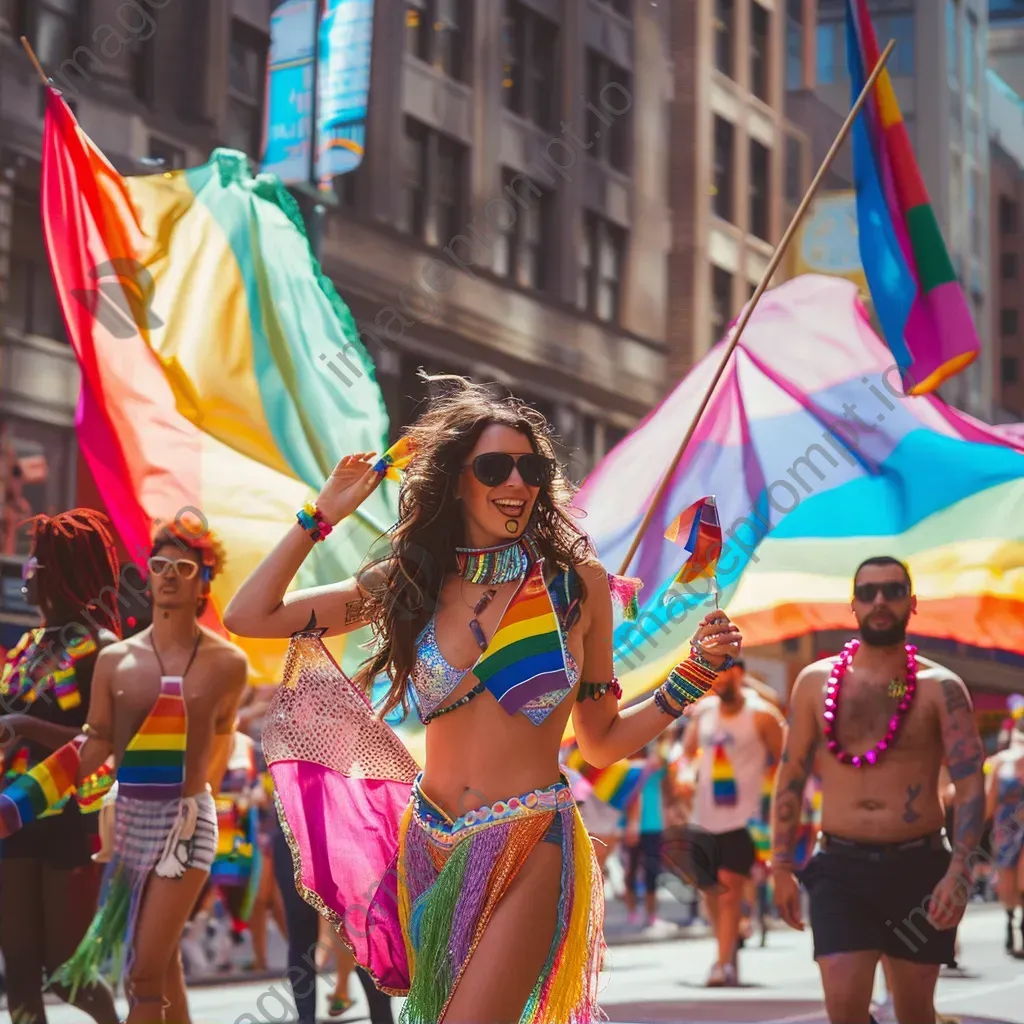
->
[[693, 697, 768, 834]]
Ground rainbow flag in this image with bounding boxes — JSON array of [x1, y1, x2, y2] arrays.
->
[[846, 0, 978, 394], [573, 275, 1024, 708], [665, 496, 722, 587], [564, 750, 646, 811], [117, 679, 186, 799], [40, 87, 397, 685], [711, 744, 737, 807]]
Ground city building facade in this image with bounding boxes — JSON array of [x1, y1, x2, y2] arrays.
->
[[0, 0, 674, 641], [668, 0, 812, 379]]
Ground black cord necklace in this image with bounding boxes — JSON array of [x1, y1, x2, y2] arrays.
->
[[151, 630, 203, 679]]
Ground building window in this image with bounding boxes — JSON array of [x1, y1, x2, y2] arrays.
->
[[147, 137, 186, 169], [398, 119, 428, 238], [19, 0, 80, 71], [786, 0, 803, 90], [714, 0, 734, 78], [1002, 356, 1019, 384], [785, 134, 803, 206], [1001, 309, 1018, 336], [503, 1, 559, 130], [6, 190, 65, 342], [749, 140, 770, 240], [750, 2, 770, 102], [712, 116, 735, 222], [606, 0, 631, 15], [435, 134, 466, 247], [815, 21, 847, 86], [1002, 253, 1018, 280], [495, 170, 555, 293], [397, 120, 467, 249], [405, 0, 471, 83], [875, 14, 915, 77], [946, 0, 958, 85], [965, 11, 977, 94], [579, 213, 626, 323], [225, 20, 267, 159], [586, 52, 632, 173], [1000, 196, 1018, 234], [711, 266, 733, 343]]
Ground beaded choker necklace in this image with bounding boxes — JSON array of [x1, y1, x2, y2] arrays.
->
[[455, 534, 540, 586], [823, 638, 918, 767]]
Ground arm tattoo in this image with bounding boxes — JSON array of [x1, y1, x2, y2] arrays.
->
[[903, 783, 922, 824], [345, 599, 367, 625], [771, 736, 816, 867], [953, 793, 985, 860], [940, 679, 983, 782]]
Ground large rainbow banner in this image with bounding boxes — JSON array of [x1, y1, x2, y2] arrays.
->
[[576, 275, 1024, 704], [40, 87, 397, 683]]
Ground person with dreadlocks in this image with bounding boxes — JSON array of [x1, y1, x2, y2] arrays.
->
[[56, 515, 249, 1024], [0, 509, 122, 1024], [227, 376, 742, 1024]]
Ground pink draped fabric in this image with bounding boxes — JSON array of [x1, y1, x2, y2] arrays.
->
[[263, 635, 418, 994]]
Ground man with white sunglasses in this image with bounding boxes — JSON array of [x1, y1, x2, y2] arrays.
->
[[58, 515, 249, 1024]]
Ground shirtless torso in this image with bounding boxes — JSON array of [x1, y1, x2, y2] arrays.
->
[[91, 627, 248, 797]]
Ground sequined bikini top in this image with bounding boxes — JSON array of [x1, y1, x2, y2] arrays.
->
[[411, 560, 582, 726]]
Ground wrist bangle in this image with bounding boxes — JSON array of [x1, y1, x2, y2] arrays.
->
[[654, 688, 684, 719], [664, 659, 715, 706], [296, 501, 333, 542]]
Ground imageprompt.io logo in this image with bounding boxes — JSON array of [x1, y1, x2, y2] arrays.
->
[[71, 259, 164, 339]]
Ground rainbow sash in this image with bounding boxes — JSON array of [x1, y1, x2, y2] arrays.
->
[[118, 676, 186, 801], [473, 561, 573, 723]]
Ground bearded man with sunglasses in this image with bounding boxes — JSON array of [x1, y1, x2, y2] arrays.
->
[[59, 517, 249, 1024], [771, 556, 985, 1024]]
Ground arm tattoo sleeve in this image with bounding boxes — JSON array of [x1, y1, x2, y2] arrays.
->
[[771, 739, 817, 868], [940, 678, 986, 862]]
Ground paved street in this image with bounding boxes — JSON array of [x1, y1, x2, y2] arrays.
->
[[16, 903, 1022, 1024]]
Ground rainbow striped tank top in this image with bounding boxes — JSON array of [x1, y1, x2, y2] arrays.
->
[[118, 676, 187, 801]]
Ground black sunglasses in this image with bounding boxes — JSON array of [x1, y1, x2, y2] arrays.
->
[[463, 452, 555, 488], [854, 582, 909, 603]]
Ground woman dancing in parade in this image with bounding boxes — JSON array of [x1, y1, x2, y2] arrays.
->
[[0, 510, 122, 1024], [226, 377, 742, 1024]]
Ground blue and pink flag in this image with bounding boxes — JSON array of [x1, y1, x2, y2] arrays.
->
[[846, 0, 978, 394]]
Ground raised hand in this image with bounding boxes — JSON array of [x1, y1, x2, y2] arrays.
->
[[692, 611, 742, 669], [315, 453, 384, 526]]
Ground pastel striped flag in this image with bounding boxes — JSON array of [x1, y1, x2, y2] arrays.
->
[[846, 0, 978, 394]]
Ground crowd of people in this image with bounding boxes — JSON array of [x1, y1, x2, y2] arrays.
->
[[0, 379, 1021, 1024]]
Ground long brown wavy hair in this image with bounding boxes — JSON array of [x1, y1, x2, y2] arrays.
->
[[355, 374, 592, 719]]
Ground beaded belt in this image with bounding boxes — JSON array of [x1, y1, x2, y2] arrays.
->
[[410, 774, 574, 844]]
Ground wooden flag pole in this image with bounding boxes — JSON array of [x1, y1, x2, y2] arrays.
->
[[616, 39, 895, 578], [20, 37, 51, 86]]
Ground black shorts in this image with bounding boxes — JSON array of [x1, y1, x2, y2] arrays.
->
[[662, 825, 756, 890], [800, 832, 958, 966], [1, 809, 97, 870]]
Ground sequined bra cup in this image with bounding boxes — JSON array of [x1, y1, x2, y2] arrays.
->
[[412, 560, 583, 726]]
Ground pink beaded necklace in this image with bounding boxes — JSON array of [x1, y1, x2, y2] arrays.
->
[[823, 638, 918, 767]]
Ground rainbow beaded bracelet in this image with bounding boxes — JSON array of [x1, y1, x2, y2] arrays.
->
[[296, 501, 333, 543]]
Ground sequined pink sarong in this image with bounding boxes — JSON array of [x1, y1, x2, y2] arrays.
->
[[263, 633, 417, 994]]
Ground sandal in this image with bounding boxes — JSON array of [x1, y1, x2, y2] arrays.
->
[[328, 995, 355, 1017]]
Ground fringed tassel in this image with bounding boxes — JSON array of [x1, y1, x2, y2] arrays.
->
[[608, 574, 642, 625], [400, 840, 470, 1024], [51, 865, 132, 1001]]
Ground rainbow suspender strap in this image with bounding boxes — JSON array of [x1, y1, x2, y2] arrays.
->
[[118, 676, 187, 800]]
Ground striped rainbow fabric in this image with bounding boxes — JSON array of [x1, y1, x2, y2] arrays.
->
[[40, 87, 397, 685], [473, 562, 570, 718], [0, 738, 80, 837], [573, 275, 1024, 707], [846, 0, 978, 394], [711, 744, 737, 807], [117, 679, 186, 800], [564, 751, 646, 811]]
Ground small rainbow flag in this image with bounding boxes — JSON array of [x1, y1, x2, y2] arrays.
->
[[473, 562, 570, 718], [846, 0, 978, 394], [564, 750, 647, 811], [0, 739, 80, 837], [118, 679, 187, 800], [665, 496, 722, 587], [711, 743, 737, 807], [373, 436, 416, 482]]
